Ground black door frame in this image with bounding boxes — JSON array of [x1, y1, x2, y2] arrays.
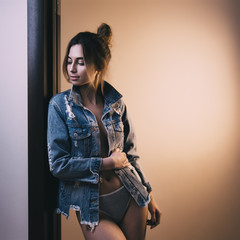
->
[[28, 0, 61, 239]]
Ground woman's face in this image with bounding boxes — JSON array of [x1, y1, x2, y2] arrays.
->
[[67, 44, 91, 86]]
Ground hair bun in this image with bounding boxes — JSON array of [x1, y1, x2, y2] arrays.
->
[[97, 23, 112, 46]]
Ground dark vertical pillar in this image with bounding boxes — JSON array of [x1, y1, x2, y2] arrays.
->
[[28, 0, 61, 239]]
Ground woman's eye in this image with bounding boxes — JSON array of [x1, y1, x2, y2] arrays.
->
[[67, 61, 72, 65], [78, 62, 84, 66]]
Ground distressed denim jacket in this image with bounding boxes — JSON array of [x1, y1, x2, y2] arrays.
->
[[47, 81, 151, 229]]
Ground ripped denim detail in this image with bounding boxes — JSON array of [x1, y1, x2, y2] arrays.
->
[[64, 95, 76, 120], [47, 143, 53, 171]]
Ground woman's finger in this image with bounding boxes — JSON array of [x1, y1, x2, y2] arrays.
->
[[125, 161, 130, 167], [151, 211, 156, 229], [156, 209, 161, 225]]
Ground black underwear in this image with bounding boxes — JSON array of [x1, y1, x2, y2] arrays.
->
[[99, 186, 132, 223]]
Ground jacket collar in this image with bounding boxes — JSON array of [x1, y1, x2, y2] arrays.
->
[[68, 81, 122, 107]]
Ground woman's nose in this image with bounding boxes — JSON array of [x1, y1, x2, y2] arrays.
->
[[70, 63, 77, 73]]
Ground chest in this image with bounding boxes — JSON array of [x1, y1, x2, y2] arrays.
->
[[67, 97, 123, 131], [83, 102, 107, 135], [65, 98, 124, 155]]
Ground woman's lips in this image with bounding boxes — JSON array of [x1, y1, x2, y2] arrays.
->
[[69, 76, 80, 80]]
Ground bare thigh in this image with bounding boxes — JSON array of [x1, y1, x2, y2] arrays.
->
[[76, 212, 126, 240], [120, 199, 148, 240]]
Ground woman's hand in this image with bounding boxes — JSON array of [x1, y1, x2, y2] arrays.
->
[[101, 148, 130, 170], [147, 192, 162, 229]]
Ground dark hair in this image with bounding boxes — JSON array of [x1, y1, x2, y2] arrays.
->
[[63, 23, 112, 91]]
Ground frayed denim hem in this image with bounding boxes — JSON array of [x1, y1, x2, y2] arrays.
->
[[56, 208, 69, 219], [56, 207, 98, 232], [80, 220, 98, 232]]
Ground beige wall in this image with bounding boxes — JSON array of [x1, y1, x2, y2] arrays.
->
[[61, 1, 240, 239]]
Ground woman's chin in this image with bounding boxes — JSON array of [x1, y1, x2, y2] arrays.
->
[[71, 80, 89, 86]]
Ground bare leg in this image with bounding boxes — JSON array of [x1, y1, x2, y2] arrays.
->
[[120, 199, 148, 240], [76, 212, 126, 240]]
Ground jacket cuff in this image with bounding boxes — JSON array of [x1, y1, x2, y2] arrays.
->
[[90, 158, 102, 181], [144, 182, 152, 193]]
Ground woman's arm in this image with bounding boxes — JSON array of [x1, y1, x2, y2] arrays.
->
[[147, 192, 162, 229], [47, 100, 129, 183], [47, 100, 102, 183], [122, 102, 152, 192], [121, 102, 162, 227]]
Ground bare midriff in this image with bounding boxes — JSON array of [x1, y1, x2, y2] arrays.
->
[[80, 87, 122, 195], [98, 118, 123, 195]]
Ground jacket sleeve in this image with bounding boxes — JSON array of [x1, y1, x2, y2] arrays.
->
[[122, 102, 152, 193], [47, 100, 102, 183]]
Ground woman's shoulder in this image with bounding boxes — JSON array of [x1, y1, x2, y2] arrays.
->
[[49, 89, 71, 105]]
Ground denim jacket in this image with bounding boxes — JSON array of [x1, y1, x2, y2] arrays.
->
[[47, 81, 151, 229]]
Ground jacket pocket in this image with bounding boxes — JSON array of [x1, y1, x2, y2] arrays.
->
[[68, 124, 92, 157], [112, 121, 124, 149], [113, 120, 123, 132]]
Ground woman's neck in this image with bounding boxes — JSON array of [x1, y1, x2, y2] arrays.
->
[[79, 83, 101, 106]]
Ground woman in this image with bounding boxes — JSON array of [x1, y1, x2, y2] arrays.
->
[[47, 23, 161, 240]]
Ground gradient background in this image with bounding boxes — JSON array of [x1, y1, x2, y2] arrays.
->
[[60, 0, 240, 239]]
